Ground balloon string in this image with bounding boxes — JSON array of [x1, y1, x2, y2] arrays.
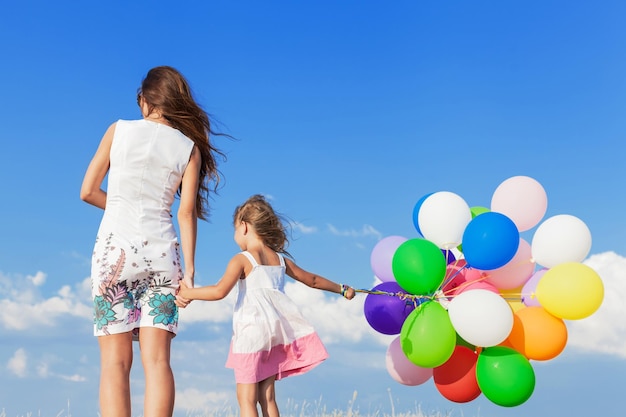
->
[[439, 272, 491, 297], [354, 289, 433, 307], [439, 259, 468, 291], [440, 257, 535, 296], [358, 270, 533, 305]]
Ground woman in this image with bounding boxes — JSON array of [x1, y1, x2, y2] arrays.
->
[[80, 66, 224, 417]]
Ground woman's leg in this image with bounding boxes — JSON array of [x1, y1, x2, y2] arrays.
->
[[139, 327, 175, 417], [258, 376, 279, 417], [237, 382, 260, 417], [98, 332, 134, 417]]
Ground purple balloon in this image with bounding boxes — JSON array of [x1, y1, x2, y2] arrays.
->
[[442, 249, 456, 264], [370, 236, 408, 282], [522, 268, 547, 307], [364, 281, 419, 335]]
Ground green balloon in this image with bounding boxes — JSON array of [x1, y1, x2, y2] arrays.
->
[[470, 206, 490, 218], [476, 346, 536, 407], [400, 301, 456, 368], [392, 238, 446, 295]]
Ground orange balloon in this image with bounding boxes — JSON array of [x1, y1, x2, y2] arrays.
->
[[505, 306, 567, 361], [498, 337, 515, 349]]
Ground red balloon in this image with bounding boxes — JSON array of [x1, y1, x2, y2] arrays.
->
[[433, 346, 481, 403]]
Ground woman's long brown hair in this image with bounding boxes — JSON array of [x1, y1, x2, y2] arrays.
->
[[138, 65, 227, 220]]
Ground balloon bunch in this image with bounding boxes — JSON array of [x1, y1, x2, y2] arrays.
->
[[363, 176, 604, 407]]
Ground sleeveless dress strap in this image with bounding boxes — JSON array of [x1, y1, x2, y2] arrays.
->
[[240, 251, 258, 267], [241, 251, 284, 267]]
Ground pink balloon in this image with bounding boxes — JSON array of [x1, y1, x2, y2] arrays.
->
[[441, 261, 496, 295], [370, 236, 408, 282], [522, 268, 547, 307], [456, 280, 499, 295], [385, 336, 433, 386], [491, 176, 547, 232], [484, 238, 535, 290]]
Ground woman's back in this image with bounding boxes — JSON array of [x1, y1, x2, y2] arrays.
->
[[102, 119, 195, 241]]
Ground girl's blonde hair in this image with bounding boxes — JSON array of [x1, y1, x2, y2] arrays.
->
[[233, 195, 291, 255]]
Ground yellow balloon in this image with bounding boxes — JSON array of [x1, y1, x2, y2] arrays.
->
[[500, 286, 525, 313], [536, 262, 603, 320]]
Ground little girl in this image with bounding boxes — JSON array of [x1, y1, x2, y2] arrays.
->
[[178, 194, 356, 417]]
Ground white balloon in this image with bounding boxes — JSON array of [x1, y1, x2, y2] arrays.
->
[[418, 191, 472, 249], [448, 289, 514, 347], [531, 214, 592, 268]]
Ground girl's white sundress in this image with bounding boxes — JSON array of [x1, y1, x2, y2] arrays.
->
[[225, 251, 329, 383], [90, 119, 194, 338]]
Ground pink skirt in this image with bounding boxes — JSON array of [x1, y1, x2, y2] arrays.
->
[[225, 332, 329, 383]]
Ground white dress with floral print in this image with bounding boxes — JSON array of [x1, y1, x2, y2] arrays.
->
[[91, 119, 194, 338]]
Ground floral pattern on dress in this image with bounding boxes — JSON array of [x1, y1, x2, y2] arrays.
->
[[92, 233, 179, 335]]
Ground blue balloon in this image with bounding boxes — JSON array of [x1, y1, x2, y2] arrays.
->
[[412, 192, 434, 237], [461, 212, 519, 270]]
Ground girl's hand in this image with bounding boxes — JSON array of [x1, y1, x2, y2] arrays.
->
[[341, 284, 356, 300], [346, 286, 356, 300], [176, 280, 193, 308]]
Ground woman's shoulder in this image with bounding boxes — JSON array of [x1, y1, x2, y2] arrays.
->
[[109, 119, 140, 131], [116, 118, 147, 127]]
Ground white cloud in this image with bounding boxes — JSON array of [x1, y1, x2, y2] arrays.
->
[[567, 251, 626, 358], [7, 348, 27, 377], [28, 271, 46, 286], [3, 346, 88, 382], [46, 363, 88, 382], [291, 221, 318, 234], [286, 281, 386, 346], [327, 224, 383, 240], [60, 374, 87, 382], [0, 273, 92, 331], [178, 288, 236, 325], [0, 293, 91, 330], [37, 361, 50, 378], [174, 387, 234, 414], [77, 276, 93, 300]]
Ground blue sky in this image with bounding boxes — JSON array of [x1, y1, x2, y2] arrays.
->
[[1, 0, 625, 416]]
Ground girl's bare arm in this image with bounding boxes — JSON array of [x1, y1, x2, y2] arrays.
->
[[178, 254, 247, 301]]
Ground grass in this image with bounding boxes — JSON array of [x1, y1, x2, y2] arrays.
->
[[278, 391, 453, 417], [0, 391, 454, 417], [177, 391, 453, 417]]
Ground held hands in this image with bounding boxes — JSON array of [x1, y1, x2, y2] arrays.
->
[[340, 284, 356, 300], [175, 275, 194, 308]]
